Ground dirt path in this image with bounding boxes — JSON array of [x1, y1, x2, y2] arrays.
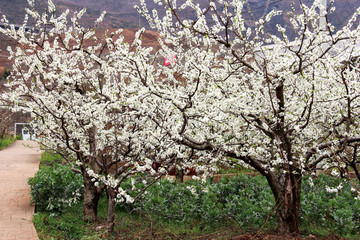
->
[[0, 140, 41, 240]]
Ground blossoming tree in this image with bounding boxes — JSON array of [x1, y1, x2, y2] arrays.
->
[[135, 0, 360, 234], [0, 0, 178, 233], [2, 0, 360, 235]]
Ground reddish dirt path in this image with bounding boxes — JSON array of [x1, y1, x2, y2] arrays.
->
[[0, 140, 41, 240]]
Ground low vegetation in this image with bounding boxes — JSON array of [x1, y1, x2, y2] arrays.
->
[[0, 135, 17, 150], [28, 164, 83, 213], [29, 152, 360, 239], [38, 151, 65, 169]]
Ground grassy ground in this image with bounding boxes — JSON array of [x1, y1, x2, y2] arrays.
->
[[33, 190, 246, 239], [32, 196, 258, 240], [38, 151, 65, 168], [0, 135, 17, 150], [31, 152, 360, 240], [32, 198, 347, 240], [32, 185, 357, 239]]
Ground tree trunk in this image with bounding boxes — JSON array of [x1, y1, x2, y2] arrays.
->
[[267, 172, 302, 235], [107, 188, 116, 234], [83, 173, 100, 222], [175, 168, 184, 183]]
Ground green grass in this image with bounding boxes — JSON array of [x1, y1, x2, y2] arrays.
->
[[0, 135, 16, 150], [33, 195, 244, 240], [217, 165, 256, 175], [39, 151, 65, 169], [33, 203, 104, 240]]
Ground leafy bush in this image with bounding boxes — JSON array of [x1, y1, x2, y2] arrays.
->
[[118, 173, 359, 236], [301, 174, 360, 236], [0, 135, 16, 150], [28, 164, 83, 213], [212, 174, 275, 229], [0, 69, 10, 80], [30, 166, 360, 237], [122, 174, 275, 230]]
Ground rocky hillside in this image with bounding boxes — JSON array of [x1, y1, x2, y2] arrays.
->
[[0, 0, 359, 75], [58, 0, 360, 31], [0, 0, 139, 29], [1, 0, 359, 30]]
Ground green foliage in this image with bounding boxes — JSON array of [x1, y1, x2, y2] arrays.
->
[[301, 174, 360, 237], [28, 164, 83, 213], [31, 169, 360, 238], [0, 135, 16, 150], [212, 174, 275, 229], [34, 196, 230, 240], [16, 134, 22, 140], [0, 68, 11, 81], [120, 174, 275, 231], [33, 206, 103, 240], [39, 151, 65, 169], [119, 174, 359, 236], [217, 165, 253, 174]]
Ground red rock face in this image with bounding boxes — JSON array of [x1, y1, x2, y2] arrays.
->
[[0, 33, 17, 70], [0, 0, 358, 69], [0, 27, 160, 74]]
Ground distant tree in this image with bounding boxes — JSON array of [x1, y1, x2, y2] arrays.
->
[[0, 109, 14, 139], [134, 0, 360, 234]]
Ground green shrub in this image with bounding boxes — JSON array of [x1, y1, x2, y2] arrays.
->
[[124, 174, 275, 230], [1, 69, 10, 80], [30, 168, 360, 237], [0, 135, 16, 150], [212, 175, 275, 229], [39, 151, 64, 168], [120, 173, 359, 236], [28, 164, 83, 213], [301, 174, 360, 236]]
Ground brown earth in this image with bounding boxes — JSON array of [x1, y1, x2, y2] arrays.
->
[[0, 27, 160, 68], [0, 27, 160, 92], [0, 33, 17, 70]]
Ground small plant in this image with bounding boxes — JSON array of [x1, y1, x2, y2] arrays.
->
[[122, 174, 359, 236], [28, 164, 83, 213], [0, 135, 16, 150]]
